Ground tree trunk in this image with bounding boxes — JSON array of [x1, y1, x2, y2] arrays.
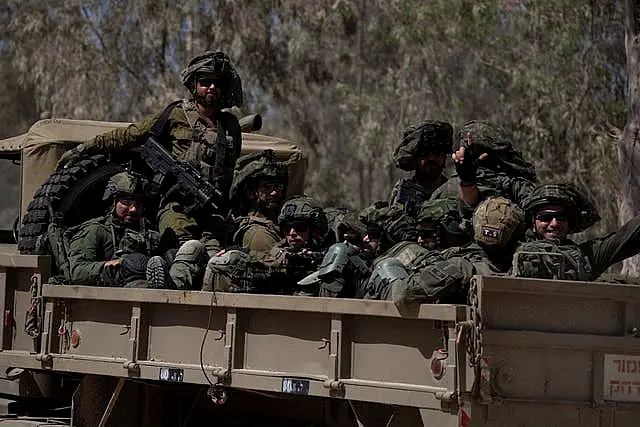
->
[[619, 0, 640, 277]]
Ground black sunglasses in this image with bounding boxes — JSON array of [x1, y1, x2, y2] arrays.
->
[[197, 77, 225, 87], [259, 181, 285, 193], [118, 198, 144, 208], [285, 221, 310, 232], [535, 211, 567, 223]]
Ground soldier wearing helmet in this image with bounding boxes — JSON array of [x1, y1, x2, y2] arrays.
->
[[415, 198, 471, 250], [298, 198, 471, 299], [275, 196, 328, 253], [66, 172, 164, 287], [389, 121, 453, 215], [513, 183, 640, 281], [441, 120, 536, 218], [230, 150, 289, 256], [364, 197, 524, 304], [358, 201, 418, 259], [202, 196, 330, 295], [56, 51, 243, 256]]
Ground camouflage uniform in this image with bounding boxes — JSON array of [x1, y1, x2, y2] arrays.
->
[[322, 207, 367, 248], [230, 150, 289, 259], [431, 121, 537, 209], [58, 52, 244, 254], [389, 121, 453, 211], [513, 184, 640, 281], [203, 196, 329, 294], [358, 201, 418, 255], [67, 173, 161, 286], [302, 198, 466, 299], [372, 197, 524, 304]]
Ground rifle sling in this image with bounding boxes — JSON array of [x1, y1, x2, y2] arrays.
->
[[150, 100, 182, 140]]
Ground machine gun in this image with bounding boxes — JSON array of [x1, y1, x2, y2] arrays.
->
[[229, 249, 326, 295], [283, 250, 325, 272], [396, 179, 428, 217], [139, 136, 225, 216]]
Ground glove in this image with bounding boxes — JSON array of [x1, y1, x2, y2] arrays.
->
[[454, 154, 478, 185], [56, 145, 86, 171]]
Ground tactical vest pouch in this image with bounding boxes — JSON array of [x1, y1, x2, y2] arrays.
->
[[512, 251, 566, 280], [42, 221, 86, 283]]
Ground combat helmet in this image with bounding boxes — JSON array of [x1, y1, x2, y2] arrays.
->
[[522, 183, 600, 234], [473, 197, 525, 248], [359, 201, 418, 249], [393, 121, 453, 171], [278, 196, 329, 240], [416, 198, 463, 235], [455, 121, 537, 182], [103, 172, 148, 202], [323, 207, 367, 246], [180, 51, 243, 108], [229, 150, 288, 201]]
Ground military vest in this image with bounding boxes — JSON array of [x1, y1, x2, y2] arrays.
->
[[177, 101, 239, 186], [512, 240, 593, 281]]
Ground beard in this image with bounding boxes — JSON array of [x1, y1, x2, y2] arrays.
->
[[257, 196, 283, 215], [194, 91, 221, 108], [417, 161, 444, 180]]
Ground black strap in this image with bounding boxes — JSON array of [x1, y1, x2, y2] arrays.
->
[[150, 100, 182, 139], [212, 119, 227, 186]]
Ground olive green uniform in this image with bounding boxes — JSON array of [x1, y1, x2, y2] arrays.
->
[[233, 210, 282, 257], [390, 243, 505, 304], [514, 215, 640, 281], [80, 100, 241, 253], [430, 169, 534, 207], [67, 215, 160, 285], [389, 173, 448, 207]]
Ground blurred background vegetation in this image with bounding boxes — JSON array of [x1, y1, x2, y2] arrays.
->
[[0, 1, 627, 244]]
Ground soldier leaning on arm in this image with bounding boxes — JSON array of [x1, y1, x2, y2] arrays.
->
[[513, 184, 640, 281], [57, 51, 244, 255], [229, 150, 288, 257], [389, 121, 453, 215], [364, 197, 524, 304], [66, 172, 166, 287]]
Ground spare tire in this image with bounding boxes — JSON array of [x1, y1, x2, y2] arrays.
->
[[18, 155, 125, 254]]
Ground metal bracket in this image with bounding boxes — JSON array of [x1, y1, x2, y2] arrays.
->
[[123, 305, 141, 371]]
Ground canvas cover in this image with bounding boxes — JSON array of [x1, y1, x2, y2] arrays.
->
[[0, 119, 307, 217]]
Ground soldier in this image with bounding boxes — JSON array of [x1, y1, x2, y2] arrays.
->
[[300, 198, 468, 299], [365, 197, 524, 304], [358, 201, 418, 259], [322, 207, 367, 249], [389, 121, 453, 215], [57, 51, 243, 255], [230, 149, 288, 256], [66, 172, 163, 287], [513, 183, 640, 281], [415, 198, 471, 250], [438, 120, 537, 217], [203, 196, 329, 294]]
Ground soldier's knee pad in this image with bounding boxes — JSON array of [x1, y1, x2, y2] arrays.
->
[[365, 258, 409, 300], [317, 243, 352, 279], [174, 240, 208, 265]]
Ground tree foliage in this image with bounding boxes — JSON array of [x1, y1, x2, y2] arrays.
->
[[1, 0, 628, 240]]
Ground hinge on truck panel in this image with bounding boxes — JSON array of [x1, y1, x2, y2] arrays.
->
[[35, 300, 54, 365], [123, 305, 141, 372]]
